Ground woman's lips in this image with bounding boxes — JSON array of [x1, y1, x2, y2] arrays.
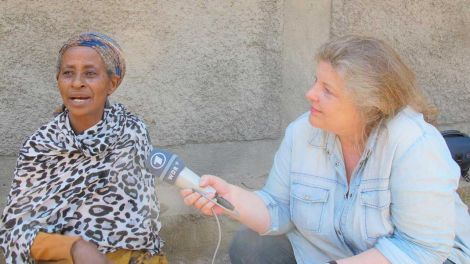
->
[[310, 106, 321, 114], [69, 97, 91, 106]]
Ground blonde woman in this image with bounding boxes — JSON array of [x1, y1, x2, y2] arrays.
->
[[181, 35, 470, 264]]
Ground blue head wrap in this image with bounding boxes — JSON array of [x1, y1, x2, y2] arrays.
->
[[57, 32, 126, 87]]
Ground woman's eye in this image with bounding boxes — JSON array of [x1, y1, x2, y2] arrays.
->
[[85, 71, 96, 77], [323, 86, 332, 95], [62, 71, 73, 77]]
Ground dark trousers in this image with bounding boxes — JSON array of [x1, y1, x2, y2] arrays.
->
[[229, 228, 297, 264], [229, 228, 457, 264]]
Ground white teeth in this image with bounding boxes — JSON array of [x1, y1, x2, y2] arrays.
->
[[72, 98, 87, 102]]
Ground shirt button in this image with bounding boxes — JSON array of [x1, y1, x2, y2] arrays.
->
[[303, 195, 310, 200], [335, 161, 340, 167]]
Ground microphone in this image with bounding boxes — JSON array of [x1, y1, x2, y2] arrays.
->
[[146, 148, 236, 214]]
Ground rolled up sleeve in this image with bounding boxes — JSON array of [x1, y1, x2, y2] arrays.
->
[[255, 190, 293, 235], [31, 232, 81, 262], [375, 132, 460, 264], [255, 123, 295, 235]]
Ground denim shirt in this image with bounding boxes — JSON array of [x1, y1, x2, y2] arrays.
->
[[256, 107, 470, 264]]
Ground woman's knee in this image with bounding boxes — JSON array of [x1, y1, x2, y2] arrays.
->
[[229, 228, 296, 264], [229, 228, 263, 263]]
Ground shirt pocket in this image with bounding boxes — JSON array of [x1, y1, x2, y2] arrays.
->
[[360, 189, 393, 239], [290, 183, 329, 233]]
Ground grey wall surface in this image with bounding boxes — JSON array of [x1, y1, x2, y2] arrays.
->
[[281, 0, 331, 128], [0, 0, 285, 155], [1, 0, 469, 262], [332, 0, 470, 133]]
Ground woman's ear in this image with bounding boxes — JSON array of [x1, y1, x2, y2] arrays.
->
[[107, 75, 120, 95]]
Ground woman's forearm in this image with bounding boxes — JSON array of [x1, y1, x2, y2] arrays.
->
[[225, 184, 271, 233], [337, 248, 390, 264]]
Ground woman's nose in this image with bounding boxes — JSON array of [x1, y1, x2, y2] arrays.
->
[[71, 74, 84, 88], [305, 83, 319, 102]]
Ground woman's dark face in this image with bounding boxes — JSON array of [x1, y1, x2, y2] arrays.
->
[[57, 46, 118, 133]]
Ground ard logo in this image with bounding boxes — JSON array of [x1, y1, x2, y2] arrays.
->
[[150, 152, 166, 170]]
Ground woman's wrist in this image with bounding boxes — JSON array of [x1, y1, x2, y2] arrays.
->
[[71, 238, 85, 259], [71, 239, 80, 262]]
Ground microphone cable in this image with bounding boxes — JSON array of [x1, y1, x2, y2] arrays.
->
[[211, 207, 222, 264], [192, 188, 235, 264]]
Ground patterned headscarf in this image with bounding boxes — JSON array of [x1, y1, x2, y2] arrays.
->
[[56, 32, 126, 87]]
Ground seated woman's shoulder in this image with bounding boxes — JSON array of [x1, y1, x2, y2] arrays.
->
[[385, 106, 443, 148]]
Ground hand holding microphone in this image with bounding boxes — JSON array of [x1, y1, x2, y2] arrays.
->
[[146, 148, 237, 216], [181, 175, 234, 216], [146, 148, 238, 264]]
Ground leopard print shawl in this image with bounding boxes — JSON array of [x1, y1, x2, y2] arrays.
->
[[0, 103, 162, 263]]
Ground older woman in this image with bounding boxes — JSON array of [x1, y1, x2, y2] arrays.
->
[[0, 33, 166, 264], [181, 35, 470, 264]]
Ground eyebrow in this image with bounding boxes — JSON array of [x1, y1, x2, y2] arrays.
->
[[321, 81, 335, 91]]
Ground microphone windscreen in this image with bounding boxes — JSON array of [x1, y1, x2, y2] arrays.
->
[[147, 148, 185, 184]]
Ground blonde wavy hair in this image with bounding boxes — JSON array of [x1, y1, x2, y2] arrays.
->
[[316, 35, 437, 141]]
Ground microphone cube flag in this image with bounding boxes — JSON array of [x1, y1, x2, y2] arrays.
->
[[147, 148, 185, 185]]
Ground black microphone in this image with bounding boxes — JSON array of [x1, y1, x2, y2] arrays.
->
[[146, 148, 236, 213]]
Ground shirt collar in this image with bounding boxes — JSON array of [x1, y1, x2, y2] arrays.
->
[[308, 121, 383, 163]]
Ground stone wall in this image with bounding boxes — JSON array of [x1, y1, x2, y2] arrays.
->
[[1, 0, 469, 263], [0, 0, 285, 155], [332, 0, 470, 133]]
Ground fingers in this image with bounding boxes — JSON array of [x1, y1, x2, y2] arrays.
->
[[199, 174, 223, 187], [200, 198, 218, 215], [180, 188, 193, 198], [180, 189, 218, 216], [200, 175, 230, 195], [180, 175, 232, 216], [181, 190, 198, 205]]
